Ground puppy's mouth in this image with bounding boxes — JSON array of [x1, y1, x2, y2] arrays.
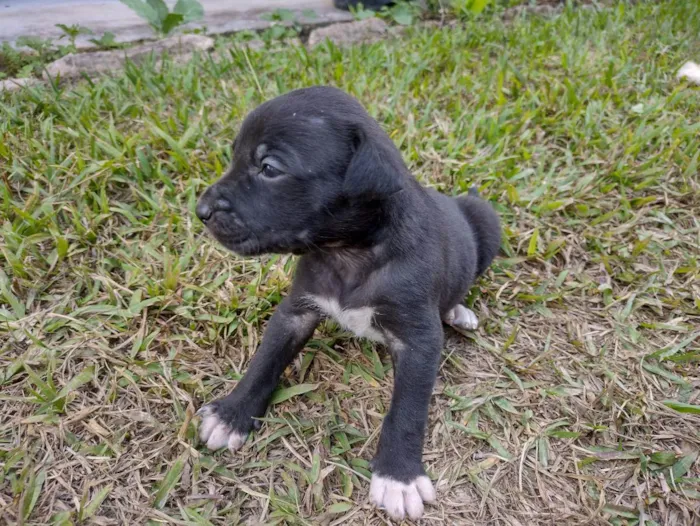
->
[[220, 232, 252, 247], [201, 211, 314, 256], [206, 225, 310, 257], [201, 213, 254, 251], [206, 228, 254, 253]]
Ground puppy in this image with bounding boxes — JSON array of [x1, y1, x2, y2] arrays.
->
[[195, 86, 501, 520], [333, 0, 393, 10]]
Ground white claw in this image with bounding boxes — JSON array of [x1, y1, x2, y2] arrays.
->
[[370, 474, 435, 520], [198, 406, 247, 452]]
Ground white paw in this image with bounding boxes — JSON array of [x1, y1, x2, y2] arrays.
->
[[370, 474, 436, 520], [197, 406, 247, 452], [444, 304, 479, 330]]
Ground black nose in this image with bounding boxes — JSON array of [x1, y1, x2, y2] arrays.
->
[[196, 200, 213, 222]]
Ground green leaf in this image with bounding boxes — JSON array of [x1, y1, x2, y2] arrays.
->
[[0, 268, 24, 318], [327, 502, 353, 513], [24, 364, 57, 400], [681, 488, 700, 500], [527, 228, 539, 256], [54, 366, 95, 403], [149, 123, 186, 157], [56, 236, 69, 259], [153, 455, 186, 509], [390, 5, 414, 25], [353, 7, 376, 21], [650, 333, 700, 361], [270, 383, 319, 405], [181, 506, 216, 525], [649, 452, 676, 467], [81, 484, 112, 520], [671, 452, 698, 479], [469, 0, 491, 15], [3, 354, 25, 384], [23, 414, 59, 424], [642, 362, 689, 386], [487, 435, 513, 460], [129, 289, 143, 312], [50, 510, 74, 526], [602, 504, 638, 519], [447, 420, 488, 440], [174, 0, 205, 22], [309, 452, 321, 483], [91, 31, 119, 48], [146, 0, 169, 22], [119, 0, 160, 25], [56, 24, 93, 37], [493, 397, 518, 414], [663, 400, 700, 414], [502, 367, 524, 391], [539, 200, 568, 212], [631, 237, 650, 256], [22, 469, 46, 520], [262, 8, 295, 22], [161, 13, 185, 35]]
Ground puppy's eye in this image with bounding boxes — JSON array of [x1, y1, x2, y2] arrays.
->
[[261, 161, 283, 179]]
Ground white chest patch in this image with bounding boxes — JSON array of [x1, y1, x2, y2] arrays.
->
[[308, 296, 384, 343]]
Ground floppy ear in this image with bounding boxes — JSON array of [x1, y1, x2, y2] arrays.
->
[[343, 126, 405, 200]]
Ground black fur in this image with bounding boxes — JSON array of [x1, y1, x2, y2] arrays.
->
[[333, 0, 394, 10], [196, 86, 501, 518]]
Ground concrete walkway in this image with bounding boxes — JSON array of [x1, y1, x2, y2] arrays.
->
[[0, 0, 352, 47]]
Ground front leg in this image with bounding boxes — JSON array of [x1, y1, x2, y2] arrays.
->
[[198, 297, 319, 452], [370, 311, 443, 520]]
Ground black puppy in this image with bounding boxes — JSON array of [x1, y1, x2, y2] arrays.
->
[[195, 86, 500, 520], [333, 0, 393, 10]]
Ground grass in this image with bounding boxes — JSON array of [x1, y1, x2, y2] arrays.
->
[[0, 38, 67, 80], [1, 1, 700, 524]]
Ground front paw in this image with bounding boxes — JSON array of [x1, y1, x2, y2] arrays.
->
[[370, 473, 436, 520], [196, 404, 249, 452]]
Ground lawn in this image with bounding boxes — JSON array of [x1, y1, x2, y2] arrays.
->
[[2, 1, 700, 524]]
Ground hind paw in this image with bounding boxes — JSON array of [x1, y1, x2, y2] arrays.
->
[[444, 305, 479, 330]]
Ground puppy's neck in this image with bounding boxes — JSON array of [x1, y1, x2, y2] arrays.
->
[[309, 243, 385, 292], [314, 196, 393, 249], [324, 243, 384, 265]]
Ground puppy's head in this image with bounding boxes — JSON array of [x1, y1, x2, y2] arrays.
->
[[196, 86, 407, 256]]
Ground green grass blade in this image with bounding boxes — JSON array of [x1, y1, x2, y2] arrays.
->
[[22, 469, 46, 520], [663, 401, 700, 415], [153, 454, 187, 509], [80, 484, 112, 520], [270, 383, 319, 405]]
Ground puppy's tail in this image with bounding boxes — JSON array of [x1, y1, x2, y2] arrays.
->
[[456, 187, 501, 277]]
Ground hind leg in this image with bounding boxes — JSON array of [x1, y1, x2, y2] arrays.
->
[[443, 304, 479, 330]]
